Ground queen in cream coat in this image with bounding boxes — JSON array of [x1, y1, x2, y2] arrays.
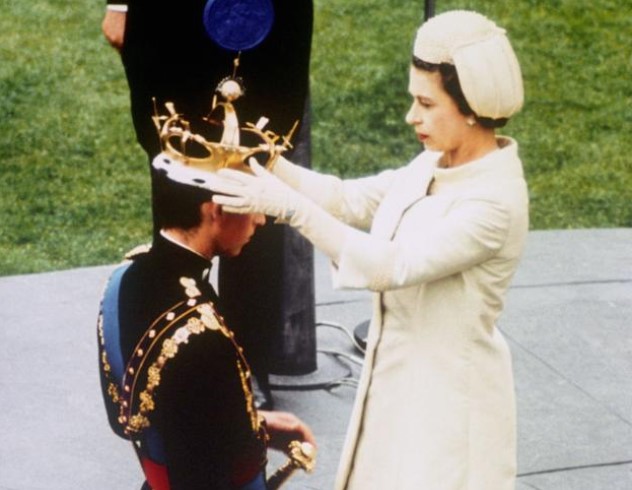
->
[[215, 137, 529, 489], [323, 137, 529, 489], [205, 10, 529, 490]]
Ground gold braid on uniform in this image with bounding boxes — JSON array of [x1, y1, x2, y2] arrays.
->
[[97, 314, 121, 404], [98, 275, 262, 438], [97, 246, 151, 410]]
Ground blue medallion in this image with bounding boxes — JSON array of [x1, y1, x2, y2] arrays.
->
[[203, 0, 275, 51]]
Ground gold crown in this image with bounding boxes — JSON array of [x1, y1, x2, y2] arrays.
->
[[151, 59, 297, 174]]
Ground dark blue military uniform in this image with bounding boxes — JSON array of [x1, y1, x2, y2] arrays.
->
[[98, 235, 268, 489]]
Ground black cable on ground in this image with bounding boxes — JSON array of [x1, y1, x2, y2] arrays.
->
[[268, 321, 363, 391]]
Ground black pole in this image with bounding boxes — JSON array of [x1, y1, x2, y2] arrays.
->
[[424, 0, 435, 20]]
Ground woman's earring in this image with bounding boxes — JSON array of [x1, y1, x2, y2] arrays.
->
[[466, 117, 476, 127]]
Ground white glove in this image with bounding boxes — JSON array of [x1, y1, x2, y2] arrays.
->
[[272, 156, 346, 218], [212, 158, 301, 221], [212, 159, 348, 262]]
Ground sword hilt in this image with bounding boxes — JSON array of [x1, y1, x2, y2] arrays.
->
[[266, 441, 316, 490]]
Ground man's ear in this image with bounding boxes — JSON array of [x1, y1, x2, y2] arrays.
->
[[201, 201, 223, 222]]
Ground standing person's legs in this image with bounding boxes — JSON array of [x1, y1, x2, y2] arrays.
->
[[218, 105, 316, 408]]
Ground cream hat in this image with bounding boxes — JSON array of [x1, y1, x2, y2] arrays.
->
[[413, 10, 524, 119]]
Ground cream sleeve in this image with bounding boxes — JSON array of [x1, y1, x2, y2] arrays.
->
[[273, 156, 396, 231], [332, 197, 512, 291]]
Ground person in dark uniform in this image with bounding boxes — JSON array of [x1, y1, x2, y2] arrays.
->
[[101, 0, 316, 409], [97, 168, 315, 490]]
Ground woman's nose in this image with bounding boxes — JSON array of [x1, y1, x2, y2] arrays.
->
[[405, 102, 419, 126]]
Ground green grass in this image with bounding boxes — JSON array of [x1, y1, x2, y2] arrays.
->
[[1, 0, 631, 275]]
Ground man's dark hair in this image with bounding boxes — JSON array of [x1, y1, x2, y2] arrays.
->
[[412, 56, 508, 129], [152, 169, 214, 230]]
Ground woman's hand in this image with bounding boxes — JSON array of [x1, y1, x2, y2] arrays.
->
[[212, 158, 302, 222], [212, 157, 348, 263], [259, 410, 316, 454]]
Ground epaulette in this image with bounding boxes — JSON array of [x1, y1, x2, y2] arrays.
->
[[124, 243, 152, 261]]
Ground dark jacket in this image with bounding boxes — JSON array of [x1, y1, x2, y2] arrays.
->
[[98, 235, 267, 489]]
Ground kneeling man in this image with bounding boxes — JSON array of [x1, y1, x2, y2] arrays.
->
[[97, 165, 315, 490]]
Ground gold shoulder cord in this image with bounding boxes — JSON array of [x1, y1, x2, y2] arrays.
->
[[98, 277, 261, 437]]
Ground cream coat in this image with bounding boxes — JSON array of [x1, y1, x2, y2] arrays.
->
[[304, 137, 528, 490]]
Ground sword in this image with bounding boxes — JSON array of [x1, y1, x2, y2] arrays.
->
[[266, 441, 317, 490]]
